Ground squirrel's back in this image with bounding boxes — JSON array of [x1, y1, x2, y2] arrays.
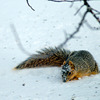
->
[[69, 50, 98, 73]]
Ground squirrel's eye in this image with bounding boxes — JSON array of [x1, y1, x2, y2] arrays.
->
[[68, 72, 71, 75]]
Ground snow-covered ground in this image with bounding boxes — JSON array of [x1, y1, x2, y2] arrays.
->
[[0, 0, 100, 100]]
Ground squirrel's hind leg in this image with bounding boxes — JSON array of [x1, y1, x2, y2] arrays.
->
[[91, 62, 99, 75], [71, 77, 79, 81]]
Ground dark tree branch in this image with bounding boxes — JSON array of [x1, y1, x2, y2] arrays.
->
[[58, 10, 88, 48], [48, 0, 81, 2], [26, 0, 35, 11], [85, 20, 100, 30], [10, 24, 32, 56], [78, 11, 100, 30], [10, 24, 51, 58], [15, 0, 100, 57], [83, 0, 100, 24], [91, 8, 100, 14], [10, 0, 100, 59], [48, 0, 99, 2], [74, 4, 84, 15], [50, 0, 100, 48]]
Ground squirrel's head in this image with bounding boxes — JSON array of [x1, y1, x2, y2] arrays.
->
[[62, 61, 75, 82]]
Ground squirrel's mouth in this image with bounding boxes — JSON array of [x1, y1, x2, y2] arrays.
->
[[62, 74, 71, 82], [63, 79, 66, 82]]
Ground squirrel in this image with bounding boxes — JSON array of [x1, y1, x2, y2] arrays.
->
[[14, 47, 99, 82]]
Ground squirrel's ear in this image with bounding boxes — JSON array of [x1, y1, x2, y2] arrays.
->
[[69, 61, 75, 70], [63, 61, 66, 65]]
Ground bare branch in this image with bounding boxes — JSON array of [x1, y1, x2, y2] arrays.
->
[[48, 0, 77, 2], [83, 0, 100, 24], [77, 10, 100, 30], [11, 0, 100, 59], [85, 20, 100, 30], [26, 0, 35, 11], [50, 0, 100, 48], [74, 4, 84, 15], [10, 24, 32, 56], [91, 8, 100, 14], [48, 0, 99, 2], [74, 5, 84, 15], [10, 24, 51, 58], [90, 10, 100, 24], [58, 10, 88, 48]]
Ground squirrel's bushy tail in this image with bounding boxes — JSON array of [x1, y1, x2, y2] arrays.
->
[[14, 47, 70, 69]]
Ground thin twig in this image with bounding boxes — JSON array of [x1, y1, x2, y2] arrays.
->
[[83, 0, 100, 24], [74, 4, 84, 15], [70, 1, 74, 8], [91, 8, 100, 14], [26, 0, 35, 11], [10, 24, 51, 58], [85, 20, 100, 30], [89, 10, 100, 24], [48, 0, 99, 2], [78, 10, 100, 30], [10, 24, 32, 56], [58, 10, 88, 48]]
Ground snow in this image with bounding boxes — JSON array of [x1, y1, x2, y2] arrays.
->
[[0, 0, 100, 100]]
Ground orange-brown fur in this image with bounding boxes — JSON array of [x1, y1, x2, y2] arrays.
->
[[14, 47, 70, 69], [14, 47, 99, 82], [62, 50, 99, 82]]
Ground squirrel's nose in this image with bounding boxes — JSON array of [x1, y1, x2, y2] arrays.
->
[[63, 80, 66, 82], [62, 77, 67, 82]]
